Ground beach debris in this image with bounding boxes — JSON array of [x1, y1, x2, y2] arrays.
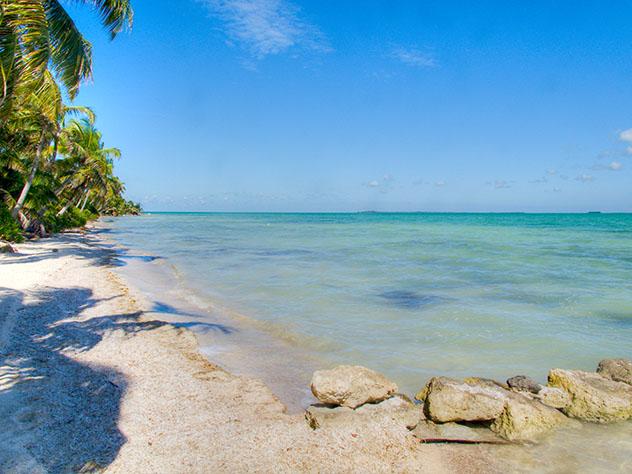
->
[[507, 375, 542, 394], [489, 391, 570, 442], [548, 369, 632, 423], [0, 241, 17, 254], [534, 386, 571, 409], [597, 358, 632, 386], [310, 365, 398, 409], [419, 377, 507, 423], [306, 394, 422, 430]]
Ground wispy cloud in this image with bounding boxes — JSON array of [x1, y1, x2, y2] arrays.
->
[[618, 128, 632, 154], [199, 0, 329, 59], [391, 46, 436, 68], [609, 161, 623, 171], [486, 179, 512, 189], [575, 174, 594, 183], [363, 174, 395, 192], [434, 180, 447, 187]]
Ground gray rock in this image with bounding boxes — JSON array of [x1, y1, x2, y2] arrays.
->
[[310, 365, 398, 409], [597, 359, 632, 386], [507, 375, 542, 394], [548, 369, 632, 423]]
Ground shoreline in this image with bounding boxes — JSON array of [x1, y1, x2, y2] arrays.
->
[[0, 224, 496, 473], [94, 218, 322, 412]]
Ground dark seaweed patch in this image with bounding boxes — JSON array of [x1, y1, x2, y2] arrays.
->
[[377, 290, 444, 310]]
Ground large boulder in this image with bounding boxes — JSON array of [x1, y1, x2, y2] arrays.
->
[[420, 376, 570, 442], [597, 359, 632, 386], [420, 377, 507, 423], [548, 369, 632, 423], [490, 391, 569, 442], [310, 365, 397, 409]]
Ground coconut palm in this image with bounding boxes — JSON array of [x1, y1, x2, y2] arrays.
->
[[0, 0, 133, 118], [7, 71, 94, 220], [55, 118, 121, 216]]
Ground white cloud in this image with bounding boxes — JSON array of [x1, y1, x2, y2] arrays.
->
[[619, 128, 632, 143], [575, 174, 594, 183], [609, 161, 623, 171], [363, 174, 395, 191], [200, 0, 329, 58], [546, 169, 557, 176], [434, 180, 447, 187], [391, 47, 436, 68]]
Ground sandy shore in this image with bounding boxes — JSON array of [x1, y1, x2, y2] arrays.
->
[[0, 226, 499, 473]]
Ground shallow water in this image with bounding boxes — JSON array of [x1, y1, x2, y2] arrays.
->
[[102, 212, 632, 471], [104, 212, 632, 388]]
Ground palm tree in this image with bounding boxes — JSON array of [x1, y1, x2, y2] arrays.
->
[[7, 72, 93, 220], [0, 0, 133, 118], [55, 118, 121, 216]]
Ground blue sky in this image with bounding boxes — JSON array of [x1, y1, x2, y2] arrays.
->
[[68, 0, 632, 212]]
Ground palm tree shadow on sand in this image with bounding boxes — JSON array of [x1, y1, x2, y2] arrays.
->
[[0, 285, 234, 472]]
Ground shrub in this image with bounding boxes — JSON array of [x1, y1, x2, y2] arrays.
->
[[43, 207, 91, 233], [0, 204, 23, 242]]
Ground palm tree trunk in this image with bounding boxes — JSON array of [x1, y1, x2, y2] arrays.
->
[[56, 200, 73, 217], [58, 186, 87, 216], [11, 130, 48, 219], [80, 191, 89, 211]]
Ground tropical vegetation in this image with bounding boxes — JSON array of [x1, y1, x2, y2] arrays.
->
[[0, 0, 139, 242]]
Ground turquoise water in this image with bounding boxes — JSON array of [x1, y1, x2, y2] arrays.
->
[[105, 212, 632, 396]]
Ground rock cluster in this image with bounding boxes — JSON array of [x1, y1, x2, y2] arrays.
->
[[305, 358, 632, 445], [417, 376, 569, 442], [307, 366, 422, 432]]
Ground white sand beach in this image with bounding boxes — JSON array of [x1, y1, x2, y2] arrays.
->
[[0, 226, 498, 473]]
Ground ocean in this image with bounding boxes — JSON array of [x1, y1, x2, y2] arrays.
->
[[104, 212, 632, 395]]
